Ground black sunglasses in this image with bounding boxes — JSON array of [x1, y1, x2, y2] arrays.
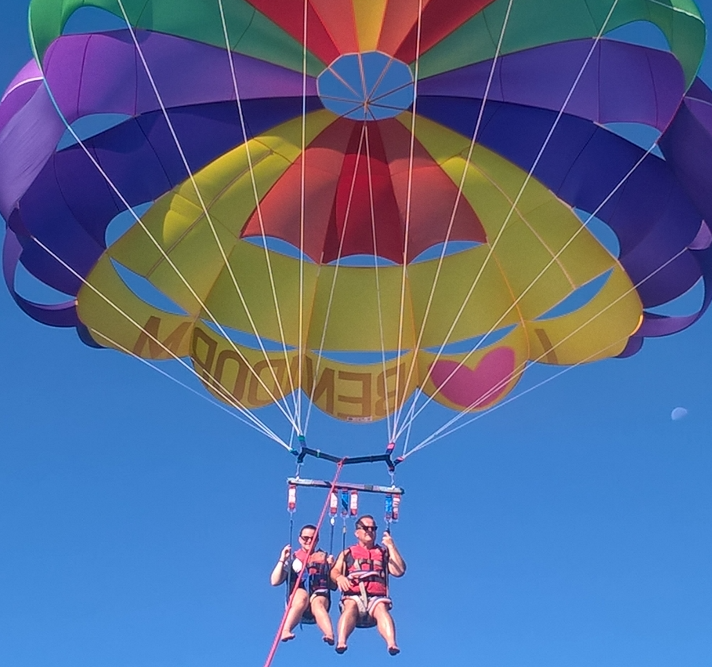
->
[[299, 534, 315, 541], [357, 524, 377, 532]]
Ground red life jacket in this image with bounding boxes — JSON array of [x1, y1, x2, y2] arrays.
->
[[343, 545, 389, 597], [288, 548, 331, 595]]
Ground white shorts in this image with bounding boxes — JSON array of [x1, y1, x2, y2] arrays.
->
[[340, 595, 392, 628]]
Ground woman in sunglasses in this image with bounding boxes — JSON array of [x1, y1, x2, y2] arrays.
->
[[331, 515, 406, 655], [270, 525, 336, 644]]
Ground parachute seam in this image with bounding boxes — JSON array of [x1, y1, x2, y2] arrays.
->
[[216, 0, 303, 424], [303, 123, 368, 434], [394, 0, 623, 440], [29, 235, 288, 446], [397, 135, 662, 443], [393, 0, 424, 438], [41, 3, 302, 430], [404, 244, 685, 457], [392, 0, 515, 437], [118, 0, 302, 418], [90, 327, 284, 438], [297, 0, 309, 430], [365, 122, 395, 439]]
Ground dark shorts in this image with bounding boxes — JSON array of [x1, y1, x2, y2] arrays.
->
[[299, 590, 331, 625]]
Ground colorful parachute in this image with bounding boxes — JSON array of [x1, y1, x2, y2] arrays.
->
[[2, 0, 712, 435]]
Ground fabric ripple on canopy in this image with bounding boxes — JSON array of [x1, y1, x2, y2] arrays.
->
[[239, 117, 485, 263], [2, 0, 712, 421], [64, 108, 641, 418]]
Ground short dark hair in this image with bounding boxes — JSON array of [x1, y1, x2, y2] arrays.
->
[[299, 524, 318, 537], [355, 515, 376, 527]]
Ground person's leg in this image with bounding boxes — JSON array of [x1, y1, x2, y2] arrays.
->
[[281, 588, 309, 641], [310, 595, 334, 644], [371, 601, 399, 655], [335, 599, 359, 653]]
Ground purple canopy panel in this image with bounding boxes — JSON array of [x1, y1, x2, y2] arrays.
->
[[659, 84, 712, 234], [0, 60, 43, 134], [419, 39, 685, 132], [1, 29, 319, 218], [41, 30, 317, 119], [2, 227, 79, 327], [10, 97, 321, 298], [417, 94, 710, 340], [0, 85, 66, 218]]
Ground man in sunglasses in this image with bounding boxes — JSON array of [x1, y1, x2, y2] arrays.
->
[[331, 515, 406, 655], [270, 525, 335, 644]]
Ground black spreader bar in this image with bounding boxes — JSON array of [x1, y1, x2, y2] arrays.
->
[[292, 444, 402, 471]]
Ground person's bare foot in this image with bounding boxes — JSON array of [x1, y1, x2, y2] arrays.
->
[[280, 632, 295, 643], [388, 646, 400, 656], [322, 635, 335, 645], [335, 644, 348, 654]]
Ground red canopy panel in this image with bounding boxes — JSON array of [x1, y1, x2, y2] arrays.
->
[[240, 117, 485, 264]]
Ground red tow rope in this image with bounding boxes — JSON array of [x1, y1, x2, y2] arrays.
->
[[262, 460, 345, 667]]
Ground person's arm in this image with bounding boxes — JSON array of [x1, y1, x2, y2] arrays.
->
[[331, 550, 351, 592], [270, 545, 291, 586], [382, 531, 406, 577]]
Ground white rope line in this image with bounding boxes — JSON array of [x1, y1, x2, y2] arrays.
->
[[395, 137, 661, 439], [30, 235, 289, 447], [408, 332, 632, 455], [393, 0, 622, 439], [215, 0, 303, 424], [90, 327, 287, 441], [35, 73, 301, 432], [365, 123, 396, 441], [366, 58, 397, 108], [392, 0, 514, 434], [403, 244, 687, 458], [393, 0, 425, 437], [369, 78, 414, 104], [402, 396, 416, 455], [399, 390, 421, 457], [297, 0, 310, 431], [115, 0, 301, 428], [303, 123, 368, 435]]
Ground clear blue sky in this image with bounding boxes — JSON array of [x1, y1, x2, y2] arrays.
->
[[1, 3, 712, 666]]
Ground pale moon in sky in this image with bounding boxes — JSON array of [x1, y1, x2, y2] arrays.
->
[[671, 407, 689, 421]]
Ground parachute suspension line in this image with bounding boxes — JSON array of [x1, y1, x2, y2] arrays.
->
[[30, 84, 300, 439], [303, 124, 369, 435], [90, 328, 288, 444], [407, 332, 634, 455], [213, 3, 305, 424], [215, 0, 302, 425], [341, 488, 349, 553], [403, 244, 688, 458], [395, 135, 664, 441], [89, 327, 280, 434], [365, 124, 396, 441], [329, 519, 336, 554], [392, 0, 514, 435], [28, 236, 289, 447], [296, 0, 310, 431], [106, 0, 302, 431], [263, 461, 345, 667], [392, 0, 623, 441], [402, 400, 416, 456], [393, 0, 425, 438]]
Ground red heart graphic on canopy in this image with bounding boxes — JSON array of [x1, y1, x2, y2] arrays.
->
[[429, 347, 516, 410]]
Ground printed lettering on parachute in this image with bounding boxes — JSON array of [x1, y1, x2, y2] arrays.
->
[[3, 0, 712, 421]]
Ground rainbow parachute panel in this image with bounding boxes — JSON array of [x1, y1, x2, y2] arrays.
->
[[2, 0, 712, 422]]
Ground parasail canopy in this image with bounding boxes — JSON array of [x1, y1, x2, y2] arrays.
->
[[2, 0, 712, 447]]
